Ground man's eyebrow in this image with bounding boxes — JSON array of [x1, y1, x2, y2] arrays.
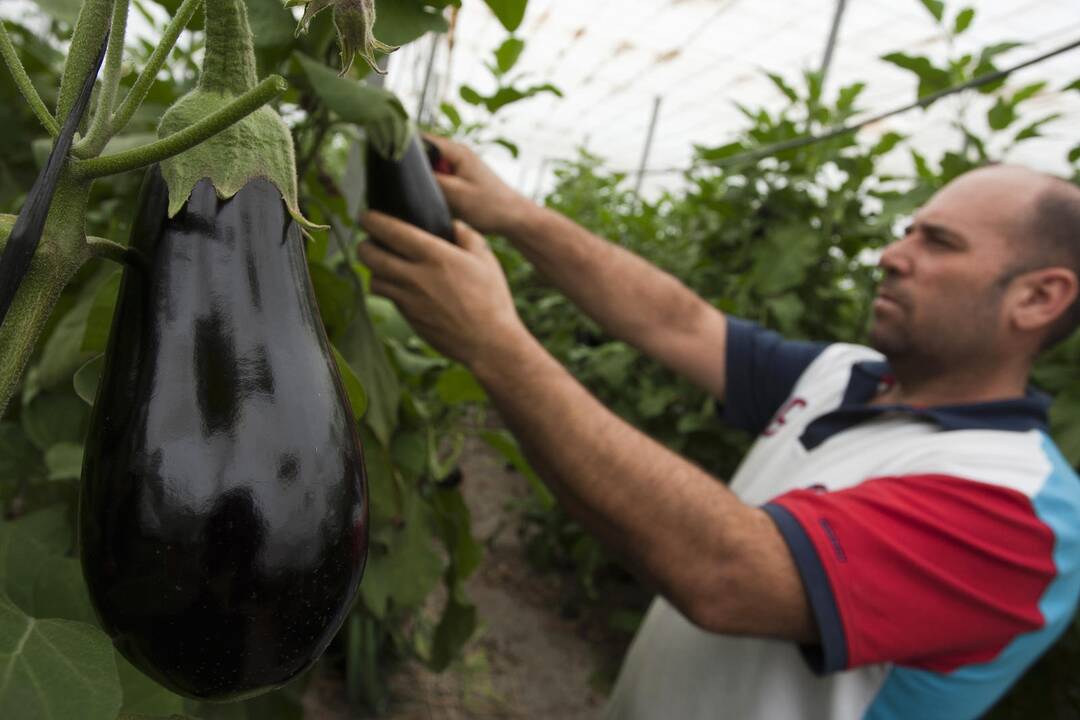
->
[[916, 220, 969, 247]]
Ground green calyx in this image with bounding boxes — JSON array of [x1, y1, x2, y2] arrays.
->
[[288, 0, 398, 76], [160, 0, 314, 227]]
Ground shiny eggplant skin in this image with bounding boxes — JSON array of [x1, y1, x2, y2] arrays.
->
[[80, 167, 368, 701], [367, 135, 455, 243]]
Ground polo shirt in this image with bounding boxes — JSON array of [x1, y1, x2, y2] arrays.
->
[[603, 318, 1080, 720]]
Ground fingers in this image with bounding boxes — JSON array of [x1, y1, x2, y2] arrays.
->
[[422, 133, 466, 168], [434, 172, 471, 213], [359, 211, 446, 263], [453, 221, 488, 255], [356, 236, 414, 283]]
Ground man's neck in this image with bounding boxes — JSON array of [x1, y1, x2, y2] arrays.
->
[[873, 358, 1031, 408]]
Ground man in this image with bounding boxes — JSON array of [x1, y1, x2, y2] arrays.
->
[[358, 140, 1080, 719]]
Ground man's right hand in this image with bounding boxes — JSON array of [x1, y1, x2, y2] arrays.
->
[[424, 134, 535, 238]]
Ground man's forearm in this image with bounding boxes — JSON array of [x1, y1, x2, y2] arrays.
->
[[473, 328, 750, 621], [507, 204, 708, 351]]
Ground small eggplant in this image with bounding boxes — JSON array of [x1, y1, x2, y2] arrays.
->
[[366, 132, 455, 243], [80, 167, 368, 700], [0, 34, 108, 325]]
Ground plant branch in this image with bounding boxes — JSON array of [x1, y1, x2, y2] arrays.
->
[[73, 75, 288, 179], [76, 0, 130, 157], [105, 0, 203, 144], [87, 236, 146, 271], [0, 22, 60, 138]]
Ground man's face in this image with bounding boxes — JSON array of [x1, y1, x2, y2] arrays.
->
[[868, 167, 1039, 369]]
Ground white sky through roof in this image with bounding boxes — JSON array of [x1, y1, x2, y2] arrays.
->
[[385, 0, 1080, 199]]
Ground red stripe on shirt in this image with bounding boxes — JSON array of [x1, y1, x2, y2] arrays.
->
[[771, 474, 1057, 672]]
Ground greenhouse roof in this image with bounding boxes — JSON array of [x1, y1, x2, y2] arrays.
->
[[385, 0, 1080, 198]]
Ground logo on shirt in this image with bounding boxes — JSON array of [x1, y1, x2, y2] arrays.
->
[[764, 398, 807, 437]]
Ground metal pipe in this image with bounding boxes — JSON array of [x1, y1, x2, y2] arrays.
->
[[633, 95, 662, 198], [820, 0, 849, 89]]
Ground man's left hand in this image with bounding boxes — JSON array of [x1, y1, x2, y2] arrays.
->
[[357, 211, 527, 369]]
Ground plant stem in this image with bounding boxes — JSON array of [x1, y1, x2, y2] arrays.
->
[[76, 0, 130, 157], [87, 236, 145, 271], [202, 0, 258, 95], [0, 22, 60, 138], [57, 0, 114, 124], [97, 0, 203, 153], [0, 174, 93, 418], [73, 75, 288, 179]]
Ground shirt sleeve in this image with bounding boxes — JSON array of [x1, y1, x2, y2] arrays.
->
[[762, 474, 1058, 675], [723, 318, 827, 435]]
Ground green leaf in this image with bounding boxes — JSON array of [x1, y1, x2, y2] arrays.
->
[[918, 0, 945, 22], [360, 488, 444, 614], [0, 594, 122, 720], [80, 271, 122, 355], [30, 0, 82, 24], [295, 53, 411, 158], [492, 137, 520, 158], [459, 85, 483, 106], [331, 344, 369, 420], [766, 72, 798, 103], [1065, 78, 1080, 94], [479, 429, 554, 509], [116, 654, 185, 717], [35, 299, 95, 392], [372, 0, 449, 47], [1069, 145, 1080, 164], [880, 52, 951, 102], [953, 7, 975, 34], [434, 365, 487, 405], [430, 488, 481, 581], [73, 355, 104, 406], [988, 98, 1016, 131], [439, 102, 462, 127], [308, 263, 357, 338], [1014, 113, 1063, 143], [44, 443, 82, 482], [0, 424, 45, 484], [870, 132, 905, 157], [749, 224, 817, 294], [1012, 81, 1047, 105], [335, 289, 401, 447], [245, 0, 298, 51], [21, 393, 88, 452], [836, 82, 866, 113], [494, 37, 525, 75], [427, 596, 476, 672], [482, 0, 528, 32], [697, 141, 745, 162]]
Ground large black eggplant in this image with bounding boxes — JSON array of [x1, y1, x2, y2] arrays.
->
[[367, 133, 455, 243], [80, 166, 368, 700]]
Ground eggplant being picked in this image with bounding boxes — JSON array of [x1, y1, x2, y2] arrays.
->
[[367, 130, 455, 243], [80, 0, 367, 701]]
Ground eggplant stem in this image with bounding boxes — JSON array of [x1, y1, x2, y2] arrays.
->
[[102, 0, 203, 152], [75, 0, 130, 158], [87, 236, 146, 271], [0, 22, 60, 138], [73, 75, 288, 180]]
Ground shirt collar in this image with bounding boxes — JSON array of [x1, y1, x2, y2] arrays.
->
[[842, 360, 1051, 433]]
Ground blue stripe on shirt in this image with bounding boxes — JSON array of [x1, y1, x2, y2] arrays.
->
[[723, 318, 827, 435]]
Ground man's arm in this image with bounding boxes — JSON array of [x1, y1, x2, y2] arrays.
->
[[356, 212, 817, 643], [427, 136, 730, 401]]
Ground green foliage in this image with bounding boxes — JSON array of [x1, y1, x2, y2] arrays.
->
[[499, 5, 1080, 713], [0, 1, 491, 716]]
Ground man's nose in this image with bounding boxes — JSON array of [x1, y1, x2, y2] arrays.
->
[[879, 237, 912, 276]]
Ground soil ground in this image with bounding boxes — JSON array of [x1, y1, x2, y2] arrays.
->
[[304, 431, 641, 719]]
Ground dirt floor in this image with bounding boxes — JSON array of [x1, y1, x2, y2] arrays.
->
[[304, 432, 637, 719]]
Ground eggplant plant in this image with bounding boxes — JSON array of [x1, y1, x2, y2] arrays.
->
[[0, 0, 530, 717]]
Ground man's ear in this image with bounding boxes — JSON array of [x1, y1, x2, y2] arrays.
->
[[1010, 267, 1079, 334]]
